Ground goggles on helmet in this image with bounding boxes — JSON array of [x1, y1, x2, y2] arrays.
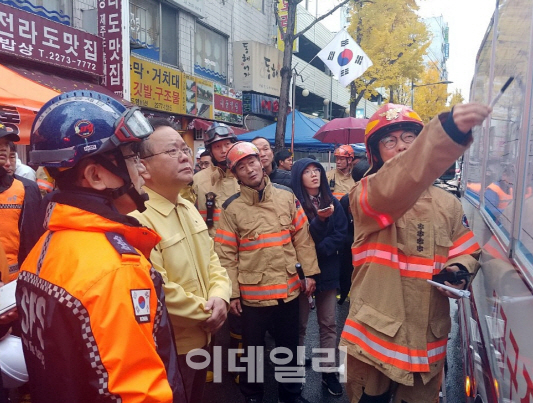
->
[[111, 107, 153, 146], [205, 126, 234, 141]]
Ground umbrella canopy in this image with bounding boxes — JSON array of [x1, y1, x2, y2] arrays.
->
[[313, 117, 369, 145]]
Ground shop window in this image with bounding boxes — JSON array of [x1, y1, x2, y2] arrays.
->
[[194, 24, 227, 84]]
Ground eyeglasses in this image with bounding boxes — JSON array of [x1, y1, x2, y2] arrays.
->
[[122, 153, 141, 164], [142, 147, 193, 159], [303, 168, 321, 176], [380, 131, 417, 149]]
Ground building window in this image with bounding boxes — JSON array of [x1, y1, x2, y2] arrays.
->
[[194, 24, 227, 84], [130, 0, 160, 61], [8, 0, 72, 25], [161, 4, 178, 66]]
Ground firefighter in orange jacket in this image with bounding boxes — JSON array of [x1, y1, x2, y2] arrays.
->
[[0, 124, 42, 282], [15, 91, 186, 403], [215, 142, 320, 403], [340, 103, 491, 403]]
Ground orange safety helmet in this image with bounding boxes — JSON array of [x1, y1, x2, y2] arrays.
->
[[334, 145, 355, 159], [226, 141, 260, 172], [364, 103, 424, 174]]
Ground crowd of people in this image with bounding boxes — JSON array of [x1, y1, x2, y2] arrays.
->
[[0, 91, 491, 403]]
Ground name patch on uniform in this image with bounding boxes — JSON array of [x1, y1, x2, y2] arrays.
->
[[106, 232, 139, 256], [131, 289, 151, 323]]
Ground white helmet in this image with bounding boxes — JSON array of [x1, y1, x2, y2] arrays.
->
[[0, 335, 29, 388]]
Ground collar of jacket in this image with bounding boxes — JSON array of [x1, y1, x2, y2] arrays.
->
[[210, 165, 235, 186], [239, 175, 272, 205], [48, 191, 161, 258], [142, 186, 187, 216]]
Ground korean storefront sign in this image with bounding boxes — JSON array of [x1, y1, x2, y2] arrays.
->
[[98, 0, 123, 96], [130, 56, 185, 114], [234, 41, 282, 98], [242, 93, 279, 118], [0, 3, 103, 75], [214, 84, 243, 125], [131, 56, 242, 123]]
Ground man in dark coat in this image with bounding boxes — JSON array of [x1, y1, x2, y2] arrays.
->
[[251, 137, 292, 189]]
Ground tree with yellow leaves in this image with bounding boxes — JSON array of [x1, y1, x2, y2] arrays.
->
[[347, 0, 430, 113], [413, 64, 450, 122]]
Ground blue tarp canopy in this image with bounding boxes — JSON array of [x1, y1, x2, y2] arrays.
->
[[237, 110, 334, 152]]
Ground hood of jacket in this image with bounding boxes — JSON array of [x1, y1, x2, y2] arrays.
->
[[291, 158, 334, 205]]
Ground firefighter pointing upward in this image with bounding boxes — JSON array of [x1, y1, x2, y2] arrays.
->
[[340, 102, 491, 403]]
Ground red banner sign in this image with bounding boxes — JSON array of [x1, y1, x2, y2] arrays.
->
[[0, 3, 103, 76]]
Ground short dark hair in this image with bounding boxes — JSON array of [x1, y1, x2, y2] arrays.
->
[[251, 137, 272, 149], [352, 158, 370, 182], [275, 149, 292, 165], [200, 150, 211, 158], [8, 141, 16, 153]]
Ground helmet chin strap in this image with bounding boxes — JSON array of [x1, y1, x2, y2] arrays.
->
[[92, 152, 148, 213]]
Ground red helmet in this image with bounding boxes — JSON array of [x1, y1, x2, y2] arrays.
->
[[226, 141, 260, 172], [334, 145, 354, 158], [365, 103, 423, 174]]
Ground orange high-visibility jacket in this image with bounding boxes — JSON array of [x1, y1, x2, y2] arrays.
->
[[215, 177, 320, 307], [0, 178, 24, 281], [326, 168, 355, 200], [340, 114, 481, 386], [193, 165, 240, 238], [16, 201, 186, 403]]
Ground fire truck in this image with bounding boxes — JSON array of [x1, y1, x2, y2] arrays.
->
[[459, 0, 533, 401]]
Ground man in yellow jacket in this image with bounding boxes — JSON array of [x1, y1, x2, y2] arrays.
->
[[215, 142, 320, 403], [131, 118, 231, 403], [340, 102, 491, 403]]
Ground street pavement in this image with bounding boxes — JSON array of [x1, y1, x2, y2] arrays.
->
[[202, 298, 466, 403], [202, 298, 351, 403]]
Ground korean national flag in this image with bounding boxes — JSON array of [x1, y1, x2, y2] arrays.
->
[[317, 29, 373, 87]]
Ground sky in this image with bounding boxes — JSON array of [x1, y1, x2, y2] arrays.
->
[[315, 0, 495, 100]]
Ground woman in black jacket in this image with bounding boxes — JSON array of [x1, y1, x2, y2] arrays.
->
[[291, 158, 348, 397]]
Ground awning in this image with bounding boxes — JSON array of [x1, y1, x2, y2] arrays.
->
[[188, 118, 248, 135], [0, 63, 131, 145]]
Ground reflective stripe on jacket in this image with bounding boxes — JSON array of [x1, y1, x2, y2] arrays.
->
[[0, 178, 24, 280], [215, 177, 320, 307], [16, 202, 185, 403], [340, 114, 481, 386], [193, 165, 239, 238]]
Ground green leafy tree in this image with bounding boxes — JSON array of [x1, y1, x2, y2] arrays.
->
[[347, 0, 430, 115]]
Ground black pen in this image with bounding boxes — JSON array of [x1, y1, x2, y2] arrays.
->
[[490, 76, 514, 108]]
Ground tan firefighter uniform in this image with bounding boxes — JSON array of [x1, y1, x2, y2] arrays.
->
[[327, 168, 355, 200], [214, 177, 320, 307], [340, 113, 481, 393], [193, 164, 239, 238]]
